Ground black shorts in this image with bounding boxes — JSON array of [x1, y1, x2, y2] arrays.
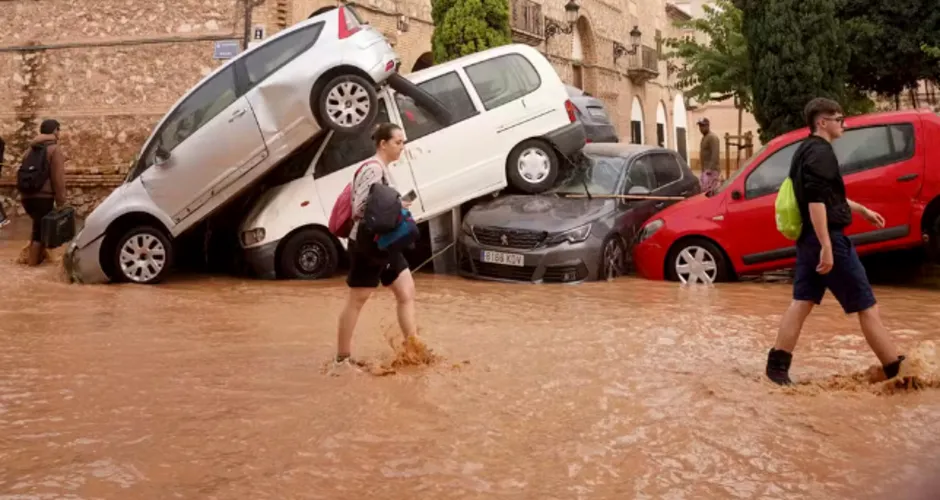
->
[[346, 238, 409, 288], [793, 229, 876, 314], [21, 197, 55, 243]]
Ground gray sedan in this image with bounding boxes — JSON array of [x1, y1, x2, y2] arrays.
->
[[457, 143, 701, 283], [566, 85, 618, 143]]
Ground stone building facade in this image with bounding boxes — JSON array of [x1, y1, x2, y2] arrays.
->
[[0, 0, 700, 217]]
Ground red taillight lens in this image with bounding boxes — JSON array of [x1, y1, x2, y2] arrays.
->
[[564, 99, 577, 123], [585, 138, 592, 143], [337, 7, 362, 39], [385, 60, 395, 72]]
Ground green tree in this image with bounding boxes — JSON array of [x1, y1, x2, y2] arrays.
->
[[431, 0, 512, 64], [664, 0, 750, 160], [738, 0, 850, 142]]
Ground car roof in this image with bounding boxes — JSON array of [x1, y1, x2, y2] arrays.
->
[[767, 108, 935, 150], [583, 143, 661, 158], [407, 44, 544, 83]]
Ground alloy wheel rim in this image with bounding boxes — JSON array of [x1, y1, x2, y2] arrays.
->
[[604, 239, 624, 280], [675, 245, 717, 284], [120, 233, 166, 283], [325, 81, 371, 128]]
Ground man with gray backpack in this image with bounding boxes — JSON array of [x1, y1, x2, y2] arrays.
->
[[16, 119, 68, 266]]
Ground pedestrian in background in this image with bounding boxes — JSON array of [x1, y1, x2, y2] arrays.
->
[[697, 118, 721, 192], [17, 119, 68, 266], [766, 98, 905, 385], [333, 122, 419, 374]]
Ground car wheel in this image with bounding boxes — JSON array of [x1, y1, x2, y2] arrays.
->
[[113, 225, 173, 285], [929, 215, 940, 262], [599, 234, 627, 281], [665, 238, 729, 284], [315, 73, 378, 136], [279, 228, 339, 280], [506, 139, 559, 194]]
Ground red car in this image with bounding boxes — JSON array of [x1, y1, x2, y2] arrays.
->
[[633, 109, 940, 283]]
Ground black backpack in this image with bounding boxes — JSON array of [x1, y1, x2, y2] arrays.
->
[[16, 142, 52, 195], [362, 183, 403, 235]]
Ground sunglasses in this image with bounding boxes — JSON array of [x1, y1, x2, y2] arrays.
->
[[823, 116, 845, 125]]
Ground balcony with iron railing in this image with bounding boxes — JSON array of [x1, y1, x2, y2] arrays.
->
[[627, 45, 660, 84], [509, 0, 544, 45]]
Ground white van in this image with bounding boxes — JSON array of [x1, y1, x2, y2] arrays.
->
[[239, 44, 587, 280]]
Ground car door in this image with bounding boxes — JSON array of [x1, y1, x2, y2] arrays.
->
[[615, 153, 659, 246], [313, 94, 419, 220], [833, 122, 922, 241], [389, 71, 482, 218], [139, 64, 267, 226]]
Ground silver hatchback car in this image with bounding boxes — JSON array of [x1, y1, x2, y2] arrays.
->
[[65, 4, 400, 285]]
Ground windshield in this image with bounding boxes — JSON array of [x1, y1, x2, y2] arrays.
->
[[554, 154, 625, 196], [709, 144, 769, 195]]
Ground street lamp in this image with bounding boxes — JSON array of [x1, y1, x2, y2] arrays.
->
[[544, 0, 580, 42], [613, 25, 642, 64]]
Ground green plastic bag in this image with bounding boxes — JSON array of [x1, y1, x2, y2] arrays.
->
[[775, 177, 802, 240]]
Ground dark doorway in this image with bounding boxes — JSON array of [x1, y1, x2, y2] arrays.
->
[[676, 127, 688, 162], [631, 121, 642, 144], [412, 52, 434, 72], [656, 123, 665, 147]]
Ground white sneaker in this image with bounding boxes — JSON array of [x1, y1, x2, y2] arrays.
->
[[329, 358, 364, 377]]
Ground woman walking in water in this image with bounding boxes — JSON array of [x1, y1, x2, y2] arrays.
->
[[332, 123, 418, 374]]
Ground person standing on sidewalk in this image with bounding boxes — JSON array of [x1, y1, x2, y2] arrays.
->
[[697, 118, 721, 192], [766, 98, 905, 385], [18, 119, 68, 266], [332, 122, 418, 375]]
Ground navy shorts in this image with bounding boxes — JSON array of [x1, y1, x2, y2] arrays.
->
[[793, 229, 876, 314]]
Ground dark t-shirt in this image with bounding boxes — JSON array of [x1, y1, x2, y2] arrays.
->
[[789, 135, 852, 233]]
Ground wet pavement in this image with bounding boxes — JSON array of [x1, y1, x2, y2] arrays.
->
[[2, 233, 940, 499]]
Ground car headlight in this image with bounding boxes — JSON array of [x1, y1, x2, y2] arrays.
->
[[548, 224, 592, 245], [638, 219, 664, 243], [461, 219, 474, 236], [241, 228, 266, 247]]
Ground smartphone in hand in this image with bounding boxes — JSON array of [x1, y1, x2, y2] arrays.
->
[[402, 189, 417, 203]]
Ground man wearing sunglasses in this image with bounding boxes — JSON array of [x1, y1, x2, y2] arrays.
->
[[766, 97, 906, 385]]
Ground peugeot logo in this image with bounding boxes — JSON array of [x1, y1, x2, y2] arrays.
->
[[500, 234, 509, 246]]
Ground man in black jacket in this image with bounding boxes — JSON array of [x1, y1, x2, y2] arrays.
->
[[766, 98, 906, 385]]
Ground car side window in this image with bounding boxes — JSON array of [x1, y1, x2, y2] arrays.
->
[[744, 141, 803, 199], [314, 98, 391, 179], [650, 153, 683, 189], [833, 124, 915, 175], [464, 54, 542, 110], [395, 71, 477, 142], [242, 22, 324, 87], [624, 156, 656, 194], [137, 65, 239, 174]]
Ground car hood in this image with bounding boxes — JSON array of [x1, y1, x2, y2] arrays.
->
[[464, 194, 615, 232], [654, 192, 722, 221]]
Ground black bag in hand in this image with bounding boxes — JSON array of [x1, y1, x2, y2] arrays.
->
[[41, 206, 76, 249], [362, 183, 403, 235]]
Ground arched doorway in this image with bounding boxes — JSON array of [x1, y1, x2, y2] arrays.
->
[[631, 97, 645, 144], [656, 101, 668, 148], [673, 93, 689, 162], [412, 52, 433, 72], [571, 16, 597, 93]]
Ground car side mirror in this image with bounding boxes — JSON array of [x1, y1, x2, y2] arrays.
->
[[154, 146, 170, 165], [731, 190, 742, 200]]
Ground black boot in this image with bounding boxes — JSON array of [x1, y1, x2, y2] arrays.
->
[[882, 355, 906, 380], [766, 348, 793, 385]]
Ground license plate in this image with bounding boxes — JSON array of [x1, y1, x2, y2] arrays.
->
[[481, 250, 525, 267]]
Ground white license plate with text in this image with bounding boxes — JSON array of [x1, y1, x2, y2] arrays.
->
[[481, 250, 525, 267]]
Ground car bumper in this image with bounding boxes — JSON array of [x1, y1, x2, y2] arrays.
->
[[243, 240, 280, 280], [365, 44, 401, 84], [456, 233, 602, 283], [64, 234, 110, 284], [632, 237, 669, 281], [545, 122, 587, 157]]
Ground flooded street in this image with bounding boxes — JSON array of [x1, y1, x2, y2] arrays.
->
[[2, 237, 940, 499]]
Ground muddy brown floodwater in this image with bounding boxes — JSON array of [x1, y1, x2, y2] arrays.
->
[[2, 236, 940, 500]]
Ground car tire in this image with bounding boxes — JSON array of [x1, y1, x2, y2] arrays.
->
[[385, 73, 453, 125], [598, 234, 627, 281], [929, 214, 940, 262], [314, 73, 378, 136], [506, 139, 559, 194], [665, 238, 729, 284], [112, 225, 173, 285], [279, 228, 339, 280]]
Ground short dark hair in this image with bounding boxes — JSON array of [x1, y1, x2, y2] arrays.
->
[[804, 98, 843, 132], [39, 119, 60, 135], [372, 122, 402, 148]]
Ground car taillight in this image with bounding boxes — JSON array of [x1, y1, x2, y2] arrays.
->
[[338, 7, 362, 39], [564, 99, 577, 123]]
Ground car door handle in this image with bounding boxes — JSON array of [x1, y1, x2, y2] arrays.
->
[[654, 202, 666, 209], [897, 173, 918, 182], [229, 108, 247, 122]]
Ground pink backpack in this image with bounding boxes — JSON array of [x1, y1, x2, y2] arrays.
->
[[328, 160, 380, 238]]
